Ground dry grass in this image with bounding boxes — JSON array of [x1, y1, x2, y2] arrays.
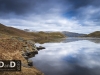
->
[[0, 67, 44, 75], [0, 23, 65, 39], [0, 38, 44, 75], [87, 31, 100, 37]]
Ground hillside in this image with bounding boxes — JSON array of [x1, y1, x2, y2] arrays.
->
[[0, 23, 34, 38], [86, 31, 100, 38], [0, 23, 45, 75], [62, 31, 86, 37], [0, 23, 65, 39]]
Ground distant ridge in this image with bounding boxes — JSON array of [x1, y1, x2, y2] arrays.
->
[[62, 31, 86, 37], [86, 31, 100, 38]]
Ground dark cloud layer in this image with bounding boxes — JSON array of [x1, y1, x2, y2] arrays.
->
[[0, 0, 60, 16], [67, 0, 100, 9], [0, 0, 54, 17], [0, 0, 33, 15], [0, 0, 100, 16]]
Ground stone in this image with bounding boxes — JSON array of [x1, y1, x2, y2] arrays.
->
[[28, 60, 33, 66], [37, 46, 45, 50]]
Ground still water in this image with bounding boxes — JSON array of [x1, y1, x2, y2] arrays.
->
[[30, 38, 100, 75]]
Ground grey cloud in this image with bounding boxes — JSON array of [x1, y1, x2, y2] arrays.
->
[[0, 0, 34, 15], [0, 0, 61, 17], [67, 0, 100, 10], [0, 0, 100, 16]]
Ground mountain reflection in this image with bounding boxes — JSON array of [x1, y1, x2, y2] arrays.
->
[[34, 37, 100, 44], [30, 38, 100, 75], [62, 37, 100, 44]]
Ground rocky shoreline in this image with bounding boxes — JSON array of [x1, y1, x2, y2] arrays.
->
[[21, 39, 45, 67], [0, 37, 45, 75]]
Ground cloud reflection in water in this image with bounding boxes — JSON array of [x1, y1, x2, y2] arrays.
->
[[30, 39, 100, 75]]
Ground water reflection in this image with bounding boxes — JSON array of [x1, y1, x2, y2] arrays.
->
[[33, 37, 100, 44], [62, 37, 100, 44], [30, 38, 100, 75]]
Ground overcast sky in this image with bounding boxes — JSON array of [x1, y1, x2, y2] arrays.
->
[[0, 0, 100, 33]]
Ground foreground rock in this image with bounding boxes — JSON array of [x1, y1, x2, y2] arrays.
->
[[37, 46, 45, 50], [0, 38, 44, 75]]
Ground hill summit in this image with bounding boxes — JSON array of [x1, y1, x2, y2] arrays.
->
[[86, 31, 100, 38]]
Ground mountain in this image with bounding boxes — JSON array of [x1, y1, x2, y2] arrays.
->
[[62, 31, 86, 37], [86, 31, 100, 38]]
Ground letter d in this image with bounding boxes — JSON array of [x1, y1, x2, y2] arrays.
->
[[10, 61, 16, 68], [0, 61, 4, 68]]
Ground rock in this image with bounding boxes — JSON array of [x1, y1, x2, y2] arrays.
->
[[22, 51, 38, 59], [23, 55, 28, 59], [33, 50, 38, 54], [37, 46, 45, 50], [25, 52, 31, 56], [28, 60, 33, 66], [32, 47, 37, 51]]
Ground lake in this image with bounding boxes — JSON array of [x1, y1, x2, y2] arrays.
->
[[30, 38, 100, 75]]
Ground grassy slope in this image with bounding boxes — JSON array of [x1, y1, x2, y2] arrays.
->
[[0, 23, 65, 39], [86, 31, 100, 38], [0, 23, 33, 38], [0, 38, 44, 75]]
